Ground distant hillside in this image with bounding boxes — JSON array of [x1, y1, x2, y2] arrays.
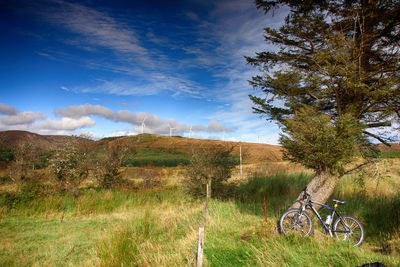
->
[[0, 131, 283, 163], [0, 130, 87, 150]]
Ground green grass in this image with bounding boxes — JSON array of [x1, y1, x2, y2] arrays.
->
[[204, 199, 398, 266], [124, 149, 191, 167], [123, 148, 240, 167], [0, 215, 115, 266], [0, 172, 399, 266]]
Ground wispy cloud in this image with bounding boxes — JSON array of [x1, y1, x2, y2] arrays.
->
[[119, 102, 139, 108], [66, 77, 204, 98], [186, 0, 287, 143], [45, 0, 148, 58]]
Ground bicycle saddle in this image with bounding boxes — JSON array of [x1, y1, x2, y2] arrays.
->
[[333, 199, 345, 205]]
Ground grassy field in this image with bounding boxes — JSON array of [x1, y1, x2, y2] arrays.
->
[[123, 149, 192, 167], [1, 160, 399, 266]]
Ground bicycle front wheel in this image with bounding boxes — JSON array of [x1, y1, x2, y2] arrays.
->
[[279, 208, 314, 236], [332, 215, 365, 247]]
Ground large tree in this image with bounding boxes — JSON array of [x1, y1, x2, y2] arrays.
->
[[247, 0, 400, 207]]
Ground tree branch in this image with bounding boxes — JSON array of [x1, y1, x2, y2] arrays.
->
[[344, 161, 373, 175], [363, 131, 391, 146], [363, 121, 392, 128]]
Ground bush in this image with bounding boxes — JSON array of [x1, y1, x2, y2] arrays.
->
[[49, 138, 92, 194], [183, 145, 236, 198], [7, 142, 37, 182], [94, 141, 133, 189]]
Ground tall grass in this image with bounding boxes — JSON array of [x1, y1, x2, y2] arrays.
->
[[98, 207, 200, 266], [235, 172, 312, 217], [0, 185, 189, 217], [0, 185, 202, 266]]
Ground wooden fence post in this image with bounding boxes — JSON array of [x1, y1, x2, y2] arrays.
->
[[197, 227, 205, 267]]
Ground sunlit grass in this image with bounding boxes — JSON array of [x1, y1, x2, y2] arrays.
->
[[203, 199, 399, 266]]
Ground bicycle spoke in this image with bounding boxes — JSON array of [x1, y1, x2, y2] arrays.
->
[[280, 209, 313, 237], [333, 216, 364, 246]]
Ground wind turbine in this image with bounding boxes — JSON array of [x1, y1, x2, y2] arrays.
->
[[139, 117, 146, 134], [168, 124, 175, 137], [189, 125, 193, 138]]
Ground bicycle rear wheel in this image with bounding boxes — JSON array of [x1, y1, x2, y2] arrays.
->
[[332, 215, 364, 247], [279, 208, 313, 236]]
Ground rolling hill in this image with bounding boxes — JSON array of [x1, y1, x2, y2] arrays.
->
[[0, 131, 283, 164], [0, 130, 90, 150]]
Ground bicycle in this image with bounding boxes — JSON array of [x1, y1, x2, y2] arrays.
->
[[279, 187, 365, 246]]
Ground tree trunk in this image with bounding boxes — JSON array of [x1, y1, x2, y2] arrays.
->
[[289, 169, 339, 210]]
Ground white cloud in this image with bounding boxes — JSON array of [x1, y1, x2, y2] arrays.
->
[[0, 111, 47, 125], [0, 103, 95, 134], [35, 116, 95, 130], [55, 104, 115, 119], [105, 130, 136, 137]]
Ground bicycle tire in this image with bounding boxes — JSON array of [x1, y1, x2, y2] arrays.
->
[[332, 215, 365, 247], [279, 208, 314, 236]]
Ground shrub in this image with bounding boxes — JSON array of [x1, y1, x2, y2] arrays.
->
[[183, 145, 236, 198], [7, 142, 37, 182], [94, 141, 134, 189], [49, 137, 92, 195]]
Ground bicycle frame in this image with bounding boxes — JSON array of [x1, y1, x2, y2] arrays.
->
[[300, 198, 348, 237]]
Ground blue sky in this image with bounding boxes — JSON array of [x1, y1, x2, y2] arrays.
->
[[0, 0, 288, 143]]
